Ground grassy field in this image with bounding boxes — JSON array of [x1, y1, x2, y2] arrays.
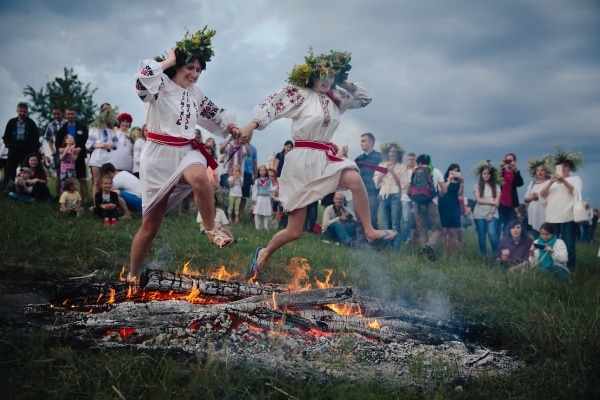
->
[[0, 195, 599, 399]]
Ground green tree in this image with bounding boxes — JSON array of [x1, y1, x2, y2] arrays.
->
[[23, 68, 97, 132]]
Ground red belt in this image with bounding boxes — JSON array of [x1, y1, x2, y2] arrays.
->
[[294, 140, 343, 162], [147, 132, 218, 170]]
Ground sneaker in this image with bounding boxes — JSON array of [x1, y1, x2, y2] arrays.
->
[[104, 218, 110, 226], [111, 218, 117, 226], [422, 246, 436, 261]]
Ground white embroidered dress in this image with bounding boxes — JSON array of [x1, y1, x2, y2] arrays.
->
[[134, 59, 235, 215], [252, 84, 371, 211]]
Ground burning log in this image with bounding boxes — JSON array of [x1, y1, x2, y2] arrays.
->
[[47, 269, 296, 308], [25, 286, 354, 334]]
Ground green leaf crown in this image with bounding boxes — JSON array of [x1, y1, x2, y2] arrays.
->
[[287, 46, 352, 87]]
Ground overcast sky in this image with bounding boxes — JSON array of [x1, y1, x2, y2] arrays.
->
[[1, 0, 599, 205]]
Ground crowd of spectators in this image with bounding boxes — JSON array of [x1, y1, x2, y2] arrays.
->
[[1, 102, 597, 276]]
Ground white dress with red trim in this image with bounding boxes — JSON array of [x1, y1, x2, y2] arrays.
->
[[251, 84, 371, 211], [134, 59, 235, 215]]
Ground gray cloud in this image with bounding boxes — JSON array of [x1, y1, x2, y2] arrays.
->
[[1, 0, 598, 203]]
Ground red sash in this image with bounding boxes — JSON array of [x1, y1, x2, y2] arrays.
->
[[294, 140, 343, 162], [147, 132, 218, 170]]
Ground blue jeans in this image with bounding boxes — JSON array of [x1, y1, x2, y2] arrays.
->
[[474, 217, 499, 256], [553, 221, 577, 270], [368, 194, 379, 229], [323, 220, 356, 245], [379, 194, 402, 252], [401, 200, 413, 242], [119, 190, 142, 212]]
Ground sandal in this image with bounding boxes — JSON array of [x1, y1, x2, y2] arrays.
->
[[206, 228, 233, 249], [248, 247, 265, 279]]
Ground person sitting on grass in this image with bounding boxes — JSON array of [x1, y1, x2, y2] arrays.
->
[[9, 167, 36, 203], [509, 222, 570, 281], [59, 178, 83, 217], [321, 192, 357, 247], [496, 219, 532, 269], [95, 175, 120, 226], [197, 193, 233, 241]]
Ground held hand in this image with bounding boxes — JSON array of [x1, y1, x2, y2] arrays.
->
[[238, 122, 256, 143], [486, 213, 493, 222]]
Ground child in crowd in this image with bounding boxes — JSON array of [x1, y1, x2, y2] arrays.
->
[[268, 167, 281, 222], [227, 164, 243, 223], [10, 167, 36, 203], [251, 165, 272, 229], [59, 134, 80, 193], [197, 194, 234, 241], [59, 178, 83, 216], [94, 176, 120, 225]]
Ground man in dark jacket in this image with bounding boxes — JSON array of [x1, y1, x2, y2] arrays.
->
[[499, 153, 524, 236], [3, 102, 40, 187], [55, 107, 90, 204]]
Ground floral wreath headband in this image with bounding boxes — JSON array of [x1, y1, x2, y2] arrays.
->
[[472, 160, 504, 185], [526, 157, 553, 179], [156, 26, 216, 67], [550, 145, 584, 172], [380, 142, 406, 159], [287, 46, 352, 87]]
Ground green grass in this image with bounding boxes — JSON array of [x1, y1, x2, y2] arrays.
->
[[1, 194, 599, 399]]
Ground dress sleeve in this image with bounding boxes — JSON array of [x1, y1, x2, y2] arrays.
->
[[336, 82, 372, 113], [251, 86, 307, 130], [552, 239, 569, 265], [85, 128, 98, 152], [134, 59, 165, 104], [194, 91, 236, 139]]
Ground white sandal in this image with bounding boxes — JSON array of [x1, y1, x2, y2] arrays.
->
[[206, 228, 233, 249]]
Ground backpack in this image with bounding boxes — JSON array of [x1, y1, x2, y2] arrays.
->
[[409, 167, 437, 204]]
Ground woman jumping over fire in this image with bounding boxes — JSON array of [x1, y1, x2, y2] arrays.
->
[[239, 46, 397, 279]]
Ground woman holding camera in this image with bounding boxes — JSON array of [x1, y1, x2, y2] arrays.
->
[[374, 143, 406, 253], [439, 163, 464, 256]]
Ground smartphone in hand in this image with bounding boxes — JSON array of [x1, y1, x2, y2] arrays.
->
[[533, 243, 546, 250]]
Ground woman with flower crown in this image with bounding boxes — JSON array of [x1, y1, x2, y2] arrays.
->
[[127, 27, 244, 283], [538, 146, 584, 271], [472, 161, 502, 257], [238, 47, 397, 279]]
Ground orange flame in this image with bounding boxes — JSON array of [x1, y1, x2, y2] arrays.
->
[[211, 265, 239, 281], [119, 266, 127, 281], [285, 257, 312, 290], [181, 256, 195, 275], [272, 292, 278, 309], [368, 320, 381, 329], [327, 303, 362, 317], [315, 269, 334, 288], [107, 288, 116, 304]]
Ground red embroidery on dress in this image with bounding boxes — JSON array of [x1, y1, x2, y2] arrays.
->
[[318, 94, 330, 127]]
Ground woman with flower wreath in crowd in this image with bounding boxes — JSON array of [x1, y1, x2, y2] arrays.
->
[[127, 27, 244, 283], [523, 158, 550, 239], [239, 47, 397, 279], [472, 161, 502, 257], [538, 146, 584, 272]]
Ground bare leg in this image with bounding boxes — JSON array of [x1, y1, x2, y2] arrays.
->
[[447, 228, 456, 255], [90, 166, 102, 204], [183, 164, 216, 233], [128, 195, 169, 282], [79, 177, 89, 203], [255, 207, 307, 272], [440, 227, 449, 256], [117, 194, 132, 218], [339, 169, 396, 243]]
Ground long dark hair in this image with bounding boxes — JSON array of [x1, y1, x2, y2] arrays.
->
[[164, 54, 207, 79], [444, 163, 461, 180], [506, 219, 527, 239], [478, 167, 497, 198]]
